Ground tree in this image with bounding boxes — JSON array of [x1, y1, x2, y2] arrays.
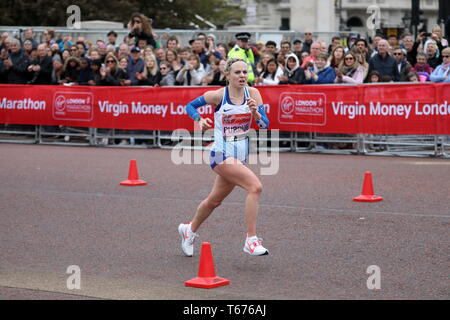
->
[[0, 0, 244, 29]]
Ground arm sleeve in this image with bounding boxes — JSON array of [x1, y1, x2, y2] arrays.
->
[[255, 105, 269, 129], [186, 95, 207, 121]]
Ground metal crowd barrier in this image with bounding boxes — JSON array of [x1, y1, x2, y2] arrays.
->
[[0, 124, 448, 158]]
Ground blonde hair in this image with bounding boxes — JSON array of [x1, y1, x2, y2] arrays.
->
[[224, 58, 247, 74], [143, 54, 158, 77]]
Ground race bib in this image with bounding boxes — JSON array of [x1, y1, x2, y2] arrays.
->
[[222, 113, 252, 137]]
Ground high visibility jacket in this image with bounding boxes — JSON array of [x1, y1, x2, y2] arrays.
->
[[227, 45, 255, 83]]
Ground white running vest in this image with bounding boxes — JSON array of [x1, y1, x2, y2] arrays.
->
[[211, 86, 252, 162]]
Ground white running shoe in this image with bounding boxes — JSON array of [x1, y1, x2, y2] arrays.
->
[[243, 235, 269, 256], [178, 223, 198, 257]]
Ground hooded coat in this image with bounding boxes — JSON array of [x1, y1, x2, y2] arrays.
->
[[280, 53, 305, 85]]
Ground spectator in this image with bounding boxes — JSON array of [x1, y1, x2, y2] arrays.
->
[[305, 53, 336, 84], [367, 70, 381, 83], [87, 48, 101, 61], [127, 13, 157, 49], [136, 55, 160, 86], [319, 40, 328, 54], [42, 29, 56, 45], [256, 52, 273, 76], [190, 38, 209, 69], [329, 45, 345, 68], [301, 51, 309, 62], [355, 38, 372, 62], [69, 45, 80, 58], [280, 41, 292, 58], [175, 53, 206, 86], [209, 59, 227, 86], [302, 29, 314, 53], [61, 49, 70, 62], [202, 58, 220, 85], [370, 34, 385, 57], [292, 39, 303, 60], [107, 31, 118, 49], [431, 25, 448, 47], [23, 28, 38, 49], [264, 40, 278, 59], [165, 48, 182, 76], [424, 39, 442, 69], [179, 47, 192, 67], [328, 36, 341, 54], [60, 56, 81, 84], [157, 60, 175, 86], [406, 71, 419, 82], [23, 40, 34, 58], [411, 52, 434, 81], [335, 51, 365, 84], [27, 43, 53, 85], [301, 41, 321, 68], [352, 48, 369, 81], [98, 53, 128, 86], [51, 55, 63, 85], [0, 38, 30, 84], [127, 46, 145, 85], [76, 42, 86, 58], [59, 35, 73, 53], [75, 58, 94, 85], [29, 47, 38, 62], [254, 58, 284, 85], [388, 35, 399, 48], [118, 43, 130, 58], [216, 43, 228, 60], [392, 47, 411, 81], [402, 33, 420, 66], [279, 53, 305, 85], [430, 47, 450, 83], [166, 35, 179, 50], [346, 34, 359, 52], [118, 55, 129, 70], [227, 32, 255, 84], [368, 39, 399, 81], [154, 47, 166, 65], [96, 41, 107, 60], [88, 59, 102, 85]]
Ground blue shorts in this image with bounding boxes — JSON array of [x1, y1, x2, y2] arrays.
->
[[209, 150, 248, 170]]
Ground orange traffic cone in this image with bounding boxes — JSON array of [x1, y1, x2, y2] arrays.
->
[[120, 159, 147, 186], [353, 171, 383, 202], [185, 242, 230, 289]]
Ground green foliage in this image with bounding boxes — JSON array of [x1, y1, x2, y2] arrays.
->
[[0, 0, 244, 29]]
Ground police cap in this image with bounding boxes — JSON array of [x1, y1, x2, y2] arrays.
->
[[235, 32, 251, 41]]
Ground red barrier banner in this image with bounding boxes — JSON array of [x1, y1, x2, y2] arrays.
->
[[0, 83, 449, 134]]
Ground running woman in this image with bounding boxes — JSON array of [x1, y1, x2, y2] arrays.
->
[[178, 58, 270, 257]]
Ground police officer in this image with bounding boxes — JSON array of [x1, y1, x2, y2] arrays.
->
[[227, 32, 255, 84]]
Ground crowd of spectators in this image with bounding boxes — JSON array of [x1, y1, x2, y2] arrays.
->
[[0, 13, 449, 87]]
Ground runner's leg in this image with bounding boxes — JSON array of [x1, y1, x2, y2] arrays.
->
[[190, 174, 235, 233], [213, 158, 262, 237]]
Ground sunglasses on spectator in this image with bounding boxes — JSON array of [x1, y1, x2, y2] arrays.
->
[[393, 52, 403, 56], [304, 33, 312, 35], [443, 55, 450, 58], [345, 57, 354, 61], [160, 67, 168, 70], [106, 60, 115, 63]]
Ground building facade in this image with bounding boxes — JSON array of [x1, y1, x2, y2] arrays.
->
[[230, 0, 440, 37]]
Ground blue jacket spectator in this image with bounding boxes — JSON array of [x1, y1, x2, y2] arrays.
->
[[430, 48, 450, 83], [305, 53, 336, 84], [127, 47, 145, 85]]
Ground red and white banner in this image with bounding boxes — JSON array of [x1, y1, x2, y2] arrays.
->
[[0, 83, 449, 134]]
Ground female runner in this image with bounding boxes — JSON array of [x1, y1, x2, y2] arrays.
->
[[178, 58, 269, 257]]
